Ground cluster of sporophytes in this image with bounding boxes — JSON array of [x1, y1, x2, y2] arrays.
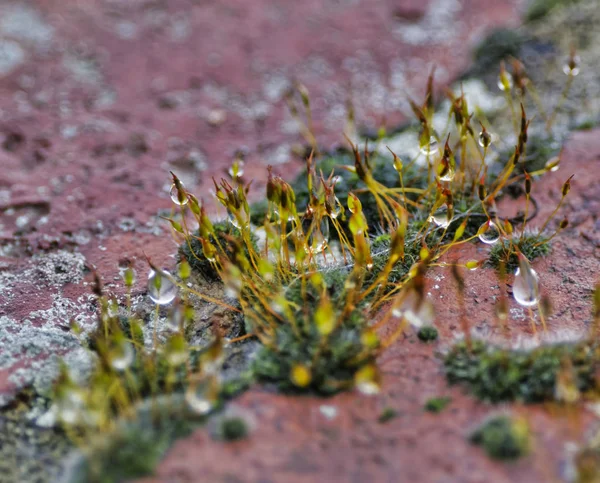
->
[[470, 415, 531, 460], [39, 47, 586, 477]]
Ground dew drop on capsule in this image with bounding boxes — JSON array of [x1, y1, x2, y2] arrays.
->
[[227, 210, 241, 229], [545, 156, 560, 172], [419, 136, 439, 156], [228, 160, 245, 177], [110, 341, 134, 371], [305, 218, 330, 254], [438, 162, 455, 182], [497, 74, 513, 91], [147, 270, 177, 305], [562, 55, 581, 76], [478, 220, 500, 244], [170, 182, 188, 206], [429, 205, 451, 228], [478, 130, 492, 148], [185, 384, 213, 415], [513, 258, 540, 307]]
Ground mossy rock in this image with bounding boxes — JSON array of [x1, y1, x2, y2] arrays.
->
[[179, 220, 258, 281], [470, 415, 530, 460], [444, 340, 599, 403], [489, 234, 551, 271]]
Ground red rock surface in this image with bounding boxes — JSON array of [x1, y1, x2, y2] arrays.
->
[[0, 0, 523, 401], [7, 1, 599, 482], [137, 128, 600, 483]]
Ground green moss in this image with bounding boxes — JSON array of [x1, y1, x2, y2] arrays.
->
[[526, 0, 583, 22], [378, 407, 398, 423], [424, 396, 451, 413], [444, 340, 599, 403], [488, 234, 551, 271], [470, 415, 530, 460], [180, 221, 258, 280], [250, 149, 427, 237], [418, 326, 439, 342], [471, 29, 524, 75], [217, 416, 248, 441], [252, 315, 371, 395], [68, 397, 201, 483]]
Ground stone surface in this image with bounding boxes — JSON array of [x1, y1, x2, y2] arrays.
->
[[6, 1, 600, 482]]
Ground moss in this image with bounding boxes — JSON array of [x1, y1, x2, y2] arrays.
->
[[378, 407, 398, 423], [252, 318, 371, 395], [418, 326, 439, 342], [526, 0, 583, 22], [424, 396, 451, 413], [365, 231, 422, 289], [250, 149, 427, 237], [575, 446, 600, 483], [488, 234, 551, 271], [471, 29, 524, 76], [179, 220, 258, 280], [444, 340, 599, 403], [470, 415, 530, 460], [217, 416, 248, 441], [67, 397, 201, 483]]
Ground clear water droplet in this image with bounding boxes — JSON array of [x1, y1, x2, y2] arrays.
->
[[227, 210, 241, 229], [419, 136, 439, 156], [329, 197, 342, 219], [147, 270, 177, 305], [438, 163, 455, 182], [57, 391, 86, 425], [110, 341, 134, 371], [167, 306, 183, 331], [228, 160, 245, 177], [393, 291, 434, 328], [513, 262, 540, 307], [497, 74, 513, 91], [478, 131, 492, 148], [185, 378, 218, 415], [429, 205, 451, 228], [170, 182, 188, 206], [478, 221, 500, 244], [305, 217, 330, 254], [545, 156, 560, 172], [562, 56, 581, 76]]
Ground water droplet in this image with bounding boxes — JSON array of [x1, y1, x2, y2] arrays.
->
[[438, 162, 455, 182], [478, 221, 500, 244], [170, 182, 188, 206], [167, 306, 183, 331], [227, 210, 241, 229], [478, 130, 492, 148], [57, 391, 86, 425], [228, 160, 245, 177], [545, 156, 560, 172], [419, 136, 439, 156], [562, 55, 581, 76], [185, 378, 217, 415], [497, 74, 513, 91], [329, 197, 342, 219], [305, 217, 330, 254], [393, 291, 434, 328], [110, 340, 134, 371], [513, 260, 540, 307], [147, 270, 177, 305], [429, 205, 451, 228]]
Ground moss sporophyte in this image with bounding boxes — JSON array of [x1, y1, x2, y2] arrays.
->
[[37, 48, 587, 480]]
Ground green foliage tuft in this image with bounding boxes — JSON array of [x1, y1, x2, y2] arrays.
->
[[470, 415, 530, 460], [378, 407, 398, 423], [444, 340, 599, 403], [424, 396, 451, 413], [488, 234, 550, 271], [217, 416, 248, 441], [418, 326, 439, 342]]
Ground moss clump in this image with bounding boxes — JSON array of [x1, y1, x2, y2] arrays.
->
[[424, 396, 451, 413], [525, 0, 583, 22], [179, 221, 257, 280], [250, 149, 427, 236], [378, 407, 398, 423], [489, 234, 550, 271], [67, 397, 200, 483], [444, 340, 599, 403], [252, 315, 371, 395], [471, 29, 524, 76], [470, 415, 530, 460], [418, 326, 439, 342], [217, 416, 248, 441]]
